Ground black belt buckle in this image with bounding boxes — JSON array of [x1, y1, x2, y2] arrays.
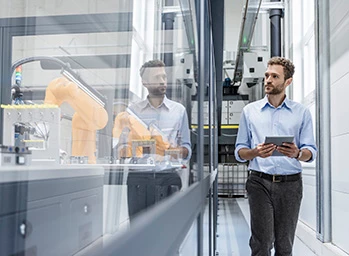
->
[[272, 175, 282, 182]]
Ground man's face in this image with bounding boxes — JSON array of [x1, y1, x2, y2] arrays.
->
[[264, 64, 291, 95], [142, 67, 167, 96]]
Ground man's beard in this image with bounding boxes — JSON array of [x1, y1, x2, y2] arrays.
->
[[265, 83, 284, 95], [147, 84, 167, 96]]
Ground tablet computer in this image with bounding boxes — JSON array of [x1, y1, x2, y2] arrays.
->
[[264, 136, 294, 156]]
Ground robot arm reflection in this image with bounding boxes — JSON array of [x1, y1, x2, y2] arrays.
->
[[112, 108, 190, 162], [44, 76, 108, 164], [11, 57, 108, 164]]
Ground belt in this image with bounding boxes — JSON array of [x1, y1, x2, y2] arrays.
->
[[249, 170, 301, 183]]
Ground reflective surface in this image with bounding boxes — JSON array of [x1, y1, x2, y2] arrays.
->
[[0, 0, 199, 255]]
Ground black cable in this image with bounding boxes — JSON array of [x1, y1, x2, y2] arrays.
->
[[11, 56, 107, 106], [11, 56, 67, 74]]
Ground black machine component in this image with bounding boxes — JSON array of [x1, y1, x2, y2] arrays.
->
[[11, 85, 23, 101], [0, 145, 31, 166]]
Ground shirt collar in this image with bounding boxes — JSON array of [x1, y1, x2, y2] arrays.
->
[[139, 95, 171, 111], [260, 95, 292, 111]]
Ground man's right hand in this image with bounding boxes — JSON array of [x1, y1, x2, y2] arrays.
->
[[238, 143, 276, 161], [253, 143, 277, 158]]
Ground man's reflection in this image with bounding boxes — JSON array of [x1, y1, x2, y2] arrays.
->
[[112, 59, 192, 221], [113, 59, 191, 163]]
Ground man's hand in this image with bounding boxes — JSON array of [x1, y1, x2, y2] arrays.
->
[[238, 143, 276, 160], [275, 142, 299, 158], [254, 143, 277, 158], [180, 147, 189, 159]]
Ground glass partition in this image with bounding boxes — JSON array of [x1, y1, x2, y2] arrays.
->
[[0, 0, 199, 255], [289, 0, 317, 232]]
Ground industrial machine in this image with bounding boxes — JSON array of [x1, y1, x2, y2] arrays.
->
[[9, 56, 109, 164], [242, 51, 269, 88], [112, 107, 181, 164], [1, 104, 59, 164]]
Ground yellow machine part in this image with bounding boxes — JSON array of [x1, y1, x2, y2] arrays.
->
[[44, 77, 108, 164], [113, 111, 171, 158]]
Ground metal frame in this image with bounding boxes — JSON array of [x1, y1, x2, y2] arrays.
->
[[197, 0, 207, 254], [210, 1, 224, 252], [314, 0, 332, 243]]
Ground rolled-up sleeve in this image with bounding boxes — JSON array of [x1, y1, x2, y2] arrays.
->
[[234, 109, 250, 162], [299, 109, 318, 162]]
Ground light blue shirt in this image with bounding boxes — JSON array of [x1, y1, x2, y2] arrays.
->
[[234, 96, 317, 175], [129, 96, 192, 160]]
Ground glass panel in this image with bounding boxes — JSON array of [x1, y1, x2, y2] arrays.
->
[[302, 0, 314, 37], [290, 0, 317, 233], [0, 0, 199, 254], [11, 32, 132, 165], [304, 35, 315, 97]]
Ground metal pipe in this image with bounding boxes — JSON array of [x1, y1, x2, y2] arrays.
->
[[315, 0, 332, 243], [163, 0, 174, 66], [269, 0, 282, 57]]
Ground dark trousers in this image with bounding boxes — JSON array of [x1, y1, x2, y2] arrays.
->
[[127, 172, 182, 221], [246, 173, 303, 256]]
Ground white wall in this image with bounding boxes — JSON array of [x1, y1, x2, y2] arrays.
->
[[329, 0, 349, 253], [290, 0, 349, 254]]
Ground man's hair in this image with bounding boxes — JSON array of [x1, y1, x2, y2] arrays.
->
[[268, 57, 295, 80], [139, 60, 165, 78]]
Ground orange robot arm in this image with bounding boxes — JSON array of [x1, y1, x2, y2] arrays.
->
[[44, 77, 108, 164], [112, 110, 171, 158], [113, 111, 151, 158], [148, 125, 171, 156]]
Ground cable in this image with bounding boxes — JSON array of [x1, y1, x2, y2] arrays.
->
[[11, 56, 106, 107], [11, 56, 67, 75]]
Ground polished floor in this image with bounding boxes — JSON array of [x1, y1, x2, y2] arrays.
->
[[179, 197, 330, 256], [215, 198, 320, 256], [216, 198, 250, 256]]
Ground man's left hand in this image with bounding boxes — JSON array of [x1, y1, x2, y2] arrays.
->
[[276, 142, 299, 158]]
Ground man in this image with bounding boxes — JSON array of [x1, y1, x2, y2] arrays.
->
[[234, 57, 317, 256], [113, 59, 191, 161], [113, 59, 191, 220]]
